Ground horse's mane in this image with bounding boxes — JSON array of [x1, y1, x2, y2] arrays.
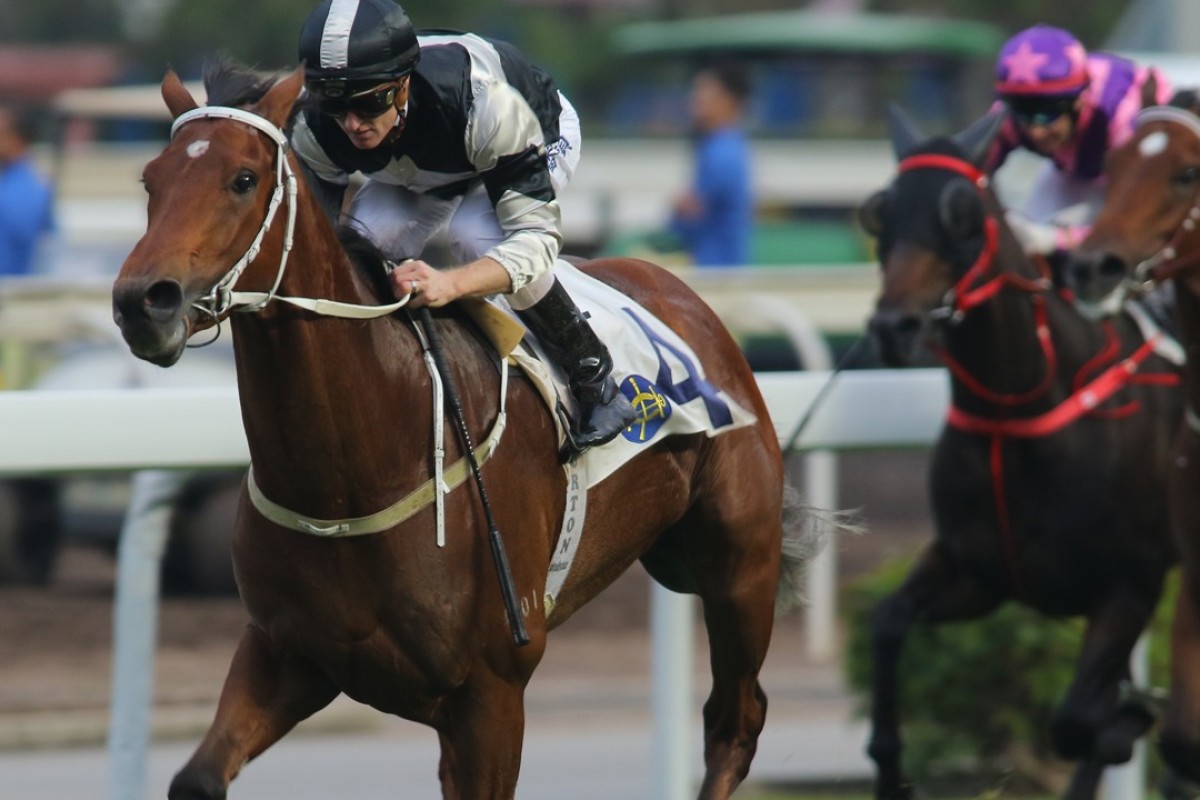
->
[[202, 56, 277, 108], [336, 226, 405, 303]]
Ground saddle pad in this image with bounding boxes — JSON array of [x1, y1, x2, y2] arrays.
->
[[497, 259, 757, 488]]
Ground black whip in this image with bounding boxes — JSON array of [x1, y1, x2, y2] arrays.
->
[[413, 308, 530, 647], [781, 334, 868, 456]]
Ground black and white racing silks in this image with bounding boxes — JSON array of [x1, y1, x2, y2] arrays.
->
[[291, 31, 569, 292]]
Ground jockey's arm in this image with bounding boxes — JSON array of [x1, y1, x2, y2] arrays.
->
[[389, 255, 511, 308], [1006, 211, 1088, 256], [469, 80, 563, 294]]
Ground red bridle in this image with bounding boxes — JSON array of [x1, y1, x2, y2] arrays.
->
[[894, 152, 1176, 600], [897, 154, 1056, 406]]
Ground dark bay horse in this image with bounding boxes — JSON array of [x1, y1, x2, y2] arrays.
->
[[1065, 99, 1200, 785], [110, 64, 800, 800], [861, 109, 1182, 800]]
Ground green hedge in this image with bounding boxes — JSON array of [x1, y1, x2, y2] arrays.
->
[[842, 556, 1176, 782]]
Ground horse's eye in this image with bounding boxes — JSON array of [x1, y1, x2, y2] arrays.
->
[[938, 180, 983, 239], [1172, 165, 1200, 189], [858, 190, 890, 237], [232, 170, 258, 194]]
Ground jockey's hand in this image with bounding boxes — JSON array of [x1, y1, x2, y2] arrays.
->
[[390, 259, 452, 308], [1005, 210, 1063, 256]]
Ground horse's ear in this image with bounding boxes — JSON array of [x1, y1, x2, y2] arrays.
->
[[1141, 72, 1160, 110], [953, 110, 1006, 169], [887, 103, 924, 160], [162, 68, 199, 119], [257, 66, 306, 130]]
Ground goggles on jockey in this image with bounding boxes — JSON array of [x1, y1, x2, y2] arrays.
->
[[314, 83, 400, 119], [1007, 96, 1077, 128]]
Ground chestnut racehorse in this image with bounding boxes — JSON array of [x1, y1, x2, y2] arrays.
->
[[1065, 97, 1200, 787], [863, 109, 1182, 800], [111, 63, 802, 800]]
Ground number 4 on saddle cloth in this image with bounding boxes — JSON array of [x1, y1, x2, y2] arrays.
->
[[473, 259, 758, 489], [455, 258, 757, 617]]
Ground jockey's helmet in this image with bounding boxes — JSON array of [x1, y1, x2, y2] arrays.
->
[[995, 24, 1089, 100], [298, 0, 420, 97]]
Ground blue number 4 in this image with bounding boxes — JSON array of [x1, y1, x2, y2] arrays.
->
[[624, 309, 734, 428]]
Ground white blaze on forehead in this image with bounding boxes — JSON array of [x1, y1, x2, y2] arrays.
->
[[186, 140, 210, 158], [1140, 131, 1168, 158]]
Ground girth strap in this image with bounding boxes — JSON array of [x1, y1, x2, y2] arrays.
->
[[247, 390, 508, 537]]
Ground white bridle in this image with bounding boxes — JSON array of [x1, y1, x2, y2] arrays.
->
[[170, 105, 488, 547], [170, 105, 412, 320]]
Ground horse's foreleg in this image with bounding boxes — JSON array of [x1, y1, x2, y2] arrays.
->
[[1161, 568, 1200, 782], [168, 625, 340, 800], [1054, 580, 1160, 767], [433, 669, 527, 800], [867, 543, 1000, 800]]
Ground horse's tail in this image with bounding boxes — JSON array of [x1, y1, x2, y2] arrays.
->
[[776, 481, 865, 612]]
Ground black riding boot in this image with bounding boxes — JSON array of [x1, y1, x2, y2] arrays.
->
[[517, 279, 637, 453]]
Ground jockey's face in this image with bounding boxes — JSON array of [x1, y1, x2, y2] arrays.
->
[[1010, 95, 1080, 157], [322, 77, 410, 150]]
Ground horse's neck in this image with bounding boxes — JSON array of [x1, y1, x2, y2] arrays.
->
[[228, 217, 436, 516], [945, 274, 1094, 412]]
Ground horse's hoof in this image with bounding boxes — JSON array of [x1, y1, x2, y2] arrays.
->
[[1160, 736, 1200, 784], [168, 770, 227, 800], [1160, 766, 1200, 800], [874, 778, 916, 800], [1094, 729, 1134, 764]]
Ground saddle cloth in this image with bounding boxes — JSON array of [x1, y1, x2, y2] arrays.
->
[[468, 259, 757, 488]]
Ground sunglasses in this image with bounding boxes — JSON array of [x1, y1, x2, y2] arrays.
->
[[1009, 99, 1075, 129], [316, 84, 399, 119]]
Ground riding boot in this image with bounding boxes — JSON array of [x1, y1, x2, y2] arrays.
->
[[516, 279, 637, 453]]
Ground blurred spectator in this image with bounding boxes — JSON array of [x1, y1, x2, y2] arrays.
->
[[670, 63, 753, 267], [0, 106, 54, 276]]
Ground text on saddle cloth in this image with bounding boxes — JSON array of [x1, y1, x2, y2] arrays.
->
[[489, 259, 758, 490]]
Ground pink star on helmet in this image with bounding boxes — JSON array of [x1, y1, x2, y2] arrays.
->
[[1002, 40, 1050, 85]]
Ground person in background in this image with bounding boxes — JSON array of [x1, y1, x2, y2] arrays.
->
[[670, 63, 753, 267], [291, 0, 635, 452], [986, 24, 1173, 256], [0, 106, 54, 276]]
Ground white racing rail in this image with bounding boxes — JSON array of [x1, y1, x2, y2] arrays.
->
[[0, 368, 1148, 800]]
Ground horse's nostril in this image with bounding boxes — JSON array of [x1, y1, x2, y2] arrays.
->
[[1099, 255, 1128, 277], [143, 280, 184, 323], [893, 316, 921, 337]]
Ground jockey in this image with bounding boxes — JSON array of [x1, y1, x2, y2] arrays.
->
[[292, 0, 636, 453], [986, 24, 1173, 256]]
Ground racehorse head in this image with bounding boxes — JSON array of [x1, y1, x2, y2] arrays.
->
[[112, 65, 306, 366], [861, 106, 1008, 366], [1065, 93, 1200, 310]]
